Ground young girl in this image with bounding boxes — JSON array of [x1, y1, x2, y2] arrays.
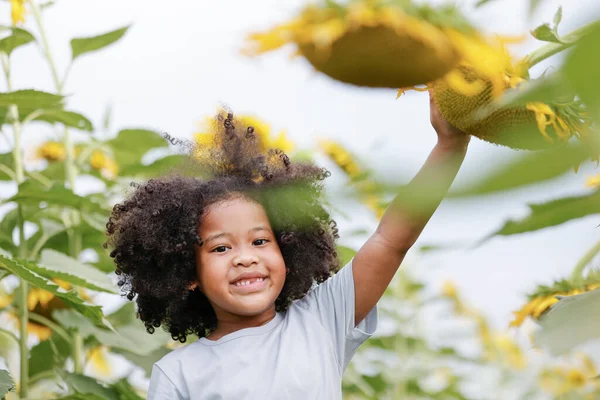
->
[[104, 95, 470, 399]]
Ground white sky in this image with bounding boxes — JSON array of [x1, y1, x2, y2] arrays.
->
[[2, 0, 600, 337]]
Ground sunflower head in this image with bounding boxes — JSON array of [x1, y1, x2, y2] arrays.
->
[[243, 0, 487, 88], [37, 141, 67, 162], [510, 273, 600, 327], [194, 110, 294, 160]]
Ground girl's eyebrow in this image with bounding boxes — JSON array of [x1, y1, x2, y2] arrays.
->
[[204, 226, 271, 243]]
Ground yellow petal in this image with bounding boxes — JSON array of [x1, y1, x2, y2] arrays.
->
[[87, 346, 111, 377], [444, 69, 486, 97], [271, 130, 295, 153], [10, 0, 25, 25]]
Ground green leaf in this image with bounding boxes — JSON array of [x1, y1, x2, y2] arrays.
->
[[71, 26, 130, 61], [107, 129, 168, 169], [490, 191, 600, 237], [0, 255, 107, 328], [29, 332, 70, 378], [531, 23, 563, 44], [563, 24, 600, 116], [450, 144, 591, 197], [106, 302, 136, 327], [112, 379, 144, 400], [33, 110, 94, 131], [118, 154, 186, 178], [0, 369, 15, 398], [535, 288, 600, 355], [112, 347, 171, 378], [54, 309, 169, 356], [0, 152, 14, 180], [474, 74, 572, 119], [336, 245, 356, 266], [0, 89, 63, 109], [64, 373, 119, 400], [40, 1, 56, 9], [6, 180, 107, 214], [38, 249, 117, 293], [0, 27, 35, 55], [553, 6, 563, 29]]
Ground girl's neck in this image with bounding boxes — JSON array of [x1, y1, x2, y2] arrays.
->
[[207, 306, 277, 341]]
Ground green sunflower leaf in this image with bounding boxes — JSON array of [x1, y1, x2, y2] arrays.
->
[[0, 369, 15, 398], [37, 249, 117, 294], [489, 190, 600, 237], [0, 89, 63, 110], [0, 27, 35, 55], [71, 26, 130, 61], [450, 144, 590, 197], [106, 129, 168, 169], [0, 255, 107, 328]]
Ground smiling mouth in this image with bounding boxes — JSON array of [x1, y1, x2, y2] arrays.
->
[[233, 277, 266, 287], [230, 277, 269, 293]]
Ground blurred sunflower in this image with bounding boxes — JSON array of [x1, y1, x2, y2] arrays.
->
[[10, 0, 25, 25], [35, 141, 119, 179], [540, 356, 600, 397], [510, 273, 600, 327], [36, 141, 67, 162], [317, 138, 385, 218], [399, 39, 590, 150], [3, 279, 92, 341], [585, 173, 600, 188], [317, 138, 361, 179], [85, 345, 112, 377], [243, 0, 491, 89], [441, 281, 526, 368], [194, 112, 294, 157]]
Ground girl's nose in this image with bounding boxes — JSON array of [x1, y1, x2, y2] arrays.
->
[[232, 251, 259, 267]]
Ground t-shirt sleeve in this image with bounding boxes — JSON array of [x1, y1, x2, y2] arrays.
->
[[296, 258, 378, 374], [147, 364, 185, 400]]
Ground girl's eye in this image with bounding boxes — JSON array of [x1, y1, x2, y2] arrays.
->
[[212, 246, 228, 253], [253, 239, 268, 246]]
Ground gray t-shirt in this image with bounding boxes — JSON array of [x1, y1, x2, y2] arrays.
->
[[147, 260, 378, 399]]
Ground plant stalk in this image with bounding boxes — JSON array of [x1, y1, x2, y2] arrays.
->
[[570, 240, 600, 283], [29, 0, 85, 373], [2, 50, 30, 398], [524, 20, 600, 69]]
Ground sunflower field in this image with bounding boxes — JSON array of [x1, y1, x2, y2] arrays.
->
[[1, 0, 600, 399]]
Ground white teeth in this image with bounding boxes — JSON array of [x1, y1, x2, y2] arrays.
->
[[234, 277, 265, 287]]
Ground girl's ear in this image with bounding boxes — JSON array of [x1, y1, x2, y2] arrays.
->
[[188, 281, 200, 291]]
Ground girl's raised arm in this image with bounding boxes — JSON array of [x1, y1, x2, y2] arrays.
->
[[352, 94, 471, 325]]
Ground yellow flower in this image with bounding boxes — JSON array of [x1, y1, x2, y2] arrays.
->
[[37, 141, 67, 162], [510, 282, 600, 327], [194, 111, 295, 157], [10, 0, 25, 25], [86, 345, 111, 377], [491, 334, 526, 369], [399, 37, 589, 150], [585, 173, 600, 188], [243, 0, 488, 89], [317, 138, 361, 178], [441, 281, 458, 299], [540, 367, 590, 396], [89, 150, 119, 179]]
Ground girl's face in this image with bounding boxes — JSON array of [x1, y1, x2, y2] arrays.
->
[[195, 196, 286, 320]]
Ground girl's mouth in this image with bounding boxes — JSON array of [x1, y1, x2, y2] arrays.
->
[[231, 277, 268, 293]]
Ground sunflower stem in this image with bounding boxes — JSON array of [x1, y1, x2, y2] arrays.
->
[[524, 20, 600, 69], [27, 311, 72, 344], [569, 240, 600, 284], [2, 46, 30, 399], [30, 0, 85, 373]]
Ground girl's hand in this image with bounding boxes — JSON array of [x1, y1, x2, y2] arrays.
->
[[429, 92, 470, 149]]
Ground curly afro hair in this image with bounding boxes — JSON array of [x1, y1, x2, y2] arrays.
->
[[104, 109, 340, 342]]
